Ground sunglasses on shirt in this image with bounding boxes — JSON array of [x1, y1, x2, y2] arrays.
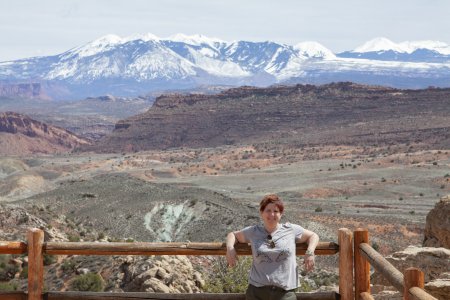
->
[[267, 235, 275, 248]]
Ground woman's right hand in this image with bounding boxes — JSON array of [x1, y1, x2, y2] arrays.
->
[[226, 246, 238, 267]]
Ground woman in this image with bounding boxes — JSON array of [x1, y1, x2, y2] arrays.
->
[[226, 194, 319, 300]]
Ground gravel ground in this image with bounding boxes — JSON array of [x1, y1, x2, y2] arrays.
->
[[2, 145, 449, 255]]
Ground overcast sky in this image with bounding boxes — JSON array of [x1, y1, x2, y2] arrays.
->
[[1, 0, 449, 61]]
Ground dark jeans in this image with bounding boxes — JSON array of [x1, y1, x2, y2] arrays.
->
[[245, 284, 297, 300]]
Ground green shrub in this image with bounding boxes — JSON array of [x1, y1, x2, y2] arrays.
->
[[97, 232, 105, 240], [314, 207, 323, 212], [20, 266, 28, 278], [71, 273, 104, 292], [299, 280, 314, 292], [0, 263, 19, 280], [0, 282, 18, 291], [43, 254, 56, 266], [0, 254, 10, 267], [61, 260, 76, 273], [371, 242, 380, 251], [68, 234, 80, 242], [203, 256, 251, 293], [307, 271, 339, 289]]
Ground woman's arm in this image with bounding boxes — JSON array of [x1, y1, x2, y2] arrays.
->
[[297, 229, 319, 252], [226, 231, 246, 267], [296, 229, 319, 272]]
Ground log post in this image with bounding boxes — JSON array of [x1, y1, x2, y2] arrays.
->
[[358, 243, 403, 292], [338, 228, 354, 300], [404, 268, 424, 300], [354, 229, 370, 300], [27, 228, 44, 300]]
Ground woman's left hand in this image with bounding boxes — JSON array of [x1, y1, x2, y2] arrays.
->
[[304, 255, 315, 272]]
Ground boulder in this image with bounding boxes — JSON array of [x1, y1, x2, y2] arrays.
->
[[425, 273, 450, 300], [116, 255, 201, 293], [423, 195, 450, 248], [142, 278, 171, 293], [76, 268, 90, 275], [373, 290, 401, 300]]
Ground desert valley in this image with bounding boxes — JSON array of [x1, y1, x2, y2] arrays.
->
[[0, 82, 449, 298]]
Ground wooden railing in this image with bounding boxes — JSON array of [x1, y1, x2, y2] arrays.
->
[[351, 229, 438, 300], [0, 228, 439, 300]]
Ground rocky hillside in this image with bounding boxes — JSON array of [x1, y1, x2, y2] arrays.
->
[[16, 173, 258, 243], [0, 203, 204, 293], [0, 111, 90, 155], [87, 83, 450, 152]]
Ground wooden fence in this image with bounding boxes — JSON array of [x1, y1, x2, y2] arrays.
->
[[0, 228, 438, 300]]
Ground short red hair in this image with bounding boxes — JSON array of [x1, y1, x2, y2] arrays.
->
[[259, 194, 284, 213]]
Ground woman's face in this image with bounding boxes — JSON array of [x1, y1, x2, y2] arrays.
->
[[260, 203, 282, 226]]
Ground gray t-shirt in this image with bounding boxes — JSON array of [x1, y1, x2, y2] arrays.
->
[[242, 223, 304, 290]]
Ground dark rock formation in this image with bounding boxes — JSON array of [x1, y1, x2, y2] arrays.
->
[[86, 82, 450, 152]]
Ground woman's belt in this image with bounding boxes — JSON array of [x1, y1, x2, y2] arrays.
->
[[250, 284, 295, 292]]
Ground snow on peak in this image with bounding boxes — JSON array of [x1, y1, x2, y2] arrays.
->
[[354, 37, 450, 54], [354, 37, 406, 53], [71, 34, 124, 58], [399, 40, 450, 55], [167, 33, 226, 47], [65, 33, 162, 59], [124, 33, 160, 42], [93, 34, 123, 45], [294, 41, 335, 59]]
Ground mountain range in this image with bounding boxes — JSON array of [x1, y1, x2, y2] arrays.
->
[[1, 35, 450, 100]]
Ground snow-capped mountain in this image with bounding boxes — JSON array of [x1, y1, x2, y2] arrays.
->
[[1, 34, 450, 99], [294, 41, 336, 59], [337, 37, 450, 63]]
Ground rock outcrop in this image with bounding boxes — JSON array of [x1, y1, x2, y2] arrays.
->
[[6, 251, 204, 293], [0, 111, 90, 155], [0, 203, 204, 293], [112, 255, 204, 293], [87, 83, 450, 152], [0, 204, 46, 239], [423, 195, 450, 248], [0, 204, 67, 241]]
